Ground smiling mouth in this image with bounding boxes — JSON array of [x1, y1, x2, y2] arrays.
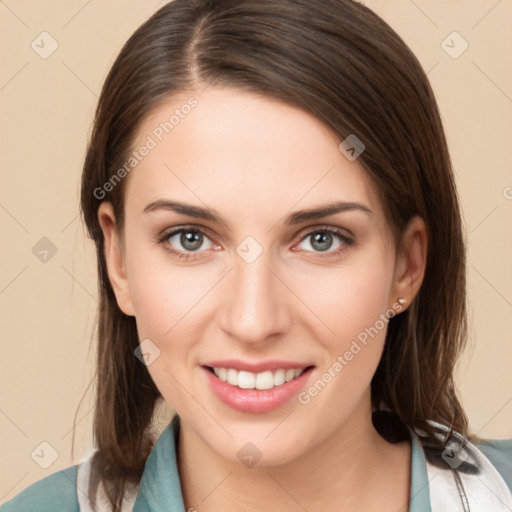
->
[[204, 365, 315, 390]]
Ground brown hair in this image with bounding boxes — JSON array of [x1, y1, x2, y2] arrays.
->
[[78, 0, 470, 509]]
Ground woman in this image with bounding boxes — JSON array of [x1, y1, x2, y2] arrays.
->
[[2, 0, 511, 510]]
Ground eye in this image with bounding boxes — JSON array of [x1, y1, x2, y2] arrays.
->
[[295, 227, 354, 258], [157, 226, 218, 261], [157, 225, 354, 262]]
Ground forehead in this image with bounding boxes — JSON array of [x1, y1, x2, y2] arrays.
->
[[125, 87, 383, 224]]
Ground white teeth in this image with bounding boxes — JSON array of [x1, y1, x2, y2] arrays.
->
[[285, 369, 295, 382], [238, 371, 255, 389], [211, 367, 307, 390], [273, 369, 285, 386], [218, 367, 227, 381], [255, 371, 274, 390], [227, 368, 238, 386]]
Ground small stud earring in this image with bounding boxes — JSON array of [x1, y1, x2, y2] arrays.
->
[[398, 298, 406, 305]]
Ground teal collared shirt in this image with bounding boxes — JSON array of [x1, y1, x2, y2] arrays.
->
[[2, 415, 511, 511]]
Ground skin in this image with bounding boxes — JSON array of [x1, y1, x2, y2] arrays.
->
[[98, 87, 427, 511]]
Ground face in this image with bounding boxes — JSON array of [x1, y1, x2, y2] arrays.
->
[[98, 87, 425, 466]]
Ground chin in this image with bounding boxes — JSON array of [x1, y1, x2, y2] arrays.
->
[[208, 426, 311, 468]]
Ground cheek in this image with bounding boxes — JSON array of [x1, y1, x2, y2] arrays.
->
[[125, 238, 208, 340], [127, 232, 395, 353], [293, 250, 395, 406], [125, 246, 206, 410], [125, 228, 395, 412], [292, 248, 395, 347]]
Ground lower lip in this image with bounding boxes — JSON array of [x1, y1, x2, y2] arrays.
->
[[201, 366, 314, 413]]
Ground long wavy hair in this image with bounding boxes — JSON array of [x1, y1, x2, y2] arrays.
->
[[78, 0, 471, 509]]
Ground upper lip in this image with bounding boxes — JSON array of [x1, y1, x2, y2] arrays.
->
[[203, 359, 314, 373]]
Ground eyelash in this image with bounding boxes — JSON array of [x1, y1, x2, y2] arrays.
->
[[156, 225, 355, 262]]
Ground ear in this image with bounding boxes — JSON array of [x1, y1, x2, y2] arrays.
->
[[97, 202, 135, 316], [390, 215, 428, 312]]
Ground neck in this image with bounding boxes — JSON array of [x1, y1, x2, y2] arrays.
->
[[177, 396, 411, 512]]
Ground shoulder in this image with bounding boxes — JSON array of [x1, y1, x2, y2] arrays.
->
[[0, 465, 79, 512], [474, 436, 512, 491]]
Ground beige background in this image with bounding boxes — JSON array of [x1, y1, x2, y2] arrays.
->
[[1, 0, 511, 503]]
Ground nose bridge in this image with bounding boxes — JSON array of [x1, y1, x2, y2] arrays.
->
[[219, 243, 289, 343]]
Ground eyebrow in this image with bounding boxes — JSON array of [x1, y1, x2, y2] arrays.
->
[[142, 199, 373, 225]]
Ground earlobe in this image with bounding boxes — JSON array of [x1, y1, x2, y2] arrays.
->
[[97, 202, 135, 316], [391, 216, 428, 311]]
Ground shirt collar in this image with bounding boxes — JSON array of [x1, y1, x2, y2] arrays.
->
[[132, 414, 186, 511], [133, 415, 432, 512], [408, 425, 432, 511]]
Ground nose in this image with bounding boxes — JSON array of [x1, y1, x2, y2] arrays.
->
[[218, 248, 292, 346]]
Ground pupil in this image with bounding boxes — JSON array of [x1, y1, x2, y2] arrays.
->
[[182, 231, 202, 250], [312, 232, 331, 252]]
